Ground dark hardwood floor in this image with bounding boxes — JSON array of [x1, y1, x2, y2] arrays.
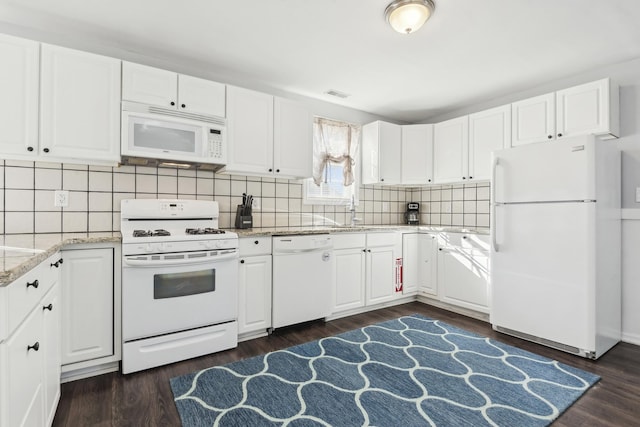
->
[[53, 302, 640, 426]]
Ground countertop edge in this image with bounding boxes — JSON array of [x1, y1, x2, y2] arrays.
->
[[0, 234, 122, 286], [234, 225, 490, 237], [1, 225, 489, 286]]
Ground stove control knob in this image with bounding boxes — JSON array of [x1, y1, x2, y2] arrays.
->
[[215, 240, 225, 248], [145, 244, 153, 253], [200, 241, 214, 249]]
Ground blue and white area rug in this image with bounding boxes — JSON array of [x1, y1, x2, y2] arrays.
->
[[170, 315, 599, 426]]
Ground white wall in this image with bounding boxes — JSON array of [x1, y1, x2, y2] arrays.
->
[[423, 56, 640, 345]]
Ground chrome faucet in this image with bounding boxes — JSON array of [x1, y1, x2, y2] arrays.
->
[[348, 195, 362, 227]]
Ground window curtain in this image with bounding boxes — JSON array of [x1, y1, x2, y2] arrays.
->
[[312, 117, 361, 186]]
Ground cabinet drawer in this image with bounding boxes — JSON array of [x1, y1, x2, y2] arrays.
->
[[1, 305, 45, 427], [239, 237, 271, 256], [331, 233, 366, 250], [366, 232, 397, 248], [2, 252, 61, 341]]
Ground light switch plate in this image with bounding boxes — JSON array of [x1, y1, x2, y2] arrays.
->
[[636, 187, 640, 203], [54, 190, 69, 207]]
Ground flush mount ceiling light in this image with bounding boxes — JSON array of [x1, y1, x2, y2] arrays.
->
[[385, 0, 435, 34]]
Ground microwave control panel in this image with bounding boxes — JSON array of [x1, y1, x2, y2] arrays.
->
[[208, 129, 224, 160]]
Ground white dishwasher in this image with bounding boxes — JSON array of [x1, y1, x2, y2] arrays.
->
[[272, 234, 334, 329]]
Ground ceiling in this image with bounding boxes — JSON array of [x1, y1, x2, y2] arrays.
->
[[2, 0, 640, 123]]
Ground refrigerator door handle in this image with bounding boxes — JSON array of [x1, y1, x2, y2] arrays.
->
[[491, 156, 500, 252]]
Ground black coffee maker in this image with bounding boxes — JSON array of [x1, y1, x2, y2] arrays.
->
[[404, 202, 419, 225]]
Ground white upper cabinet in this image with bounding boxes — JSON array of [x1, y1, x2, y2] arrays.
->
[[511, 92, 556, 146], [556, 78, 619, 140], [511, 79, 619, 147], [433, 116, 469, 184], [0, 34, 39, 157], [40, 44, 121, 164], [468, 105, 511, 181], [225, 86, 312, 179], [401, 124, 433, 184], [274, 97, 313, 178], [225, 86, 274, 175], [122, 62, 226, 117], [361, 121, 401, 185]]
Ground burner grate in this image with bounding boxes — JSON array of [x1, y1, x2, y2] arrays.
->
[[185, 228, 226, 235], [133, 229, 171, 237]]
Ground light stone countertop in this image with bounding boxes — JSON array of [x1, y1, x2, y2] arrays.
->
[[234, 225, 490, 237], [0, 225, 489, 286], [0, 232, 122, 286]]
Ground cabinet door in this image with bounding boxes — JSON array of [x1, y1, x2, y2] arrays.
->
[[468, 105, 511, 181], [61, 248, 114, 365], [238, 255, 272, 335], [433, 116, 469, 184], [178, 74, 226, 117], [556, 79, 614, 139], [40, 45, 121, 163], [402, 234, 420, 294], [401, 124, 433, 184], [403, 233, 437, 296], [42, 284, 60, 427], [226, 86, 274, 175], [122, 61, 177, 108], [2, 307, 44, 427], [361, 121, 380, 185], [273, 97, 312, 178], [333, 248, 366, 313], [418, 234, 438, 296], [366, 246, 396, 305], [0, 34, 39, 157], [438, 235, 489, 313], [378, 121, 402, 184], [511, 93, 555, 146]]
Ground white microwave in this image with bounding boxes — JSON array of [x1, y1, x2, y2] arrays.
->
[[121, 101, 227, 170]]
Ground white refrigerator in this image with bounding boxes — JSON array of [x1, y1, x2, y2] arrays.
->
[[490, 135, 621, 359]]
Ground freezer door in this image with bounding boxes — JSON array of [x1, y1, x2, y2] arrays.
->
[[490, 202, 595, 351], [492, 136, 596, 203]]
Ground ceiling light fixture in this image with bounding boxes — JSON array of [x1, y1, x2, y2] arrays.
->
[[385, 0, 435, 34]]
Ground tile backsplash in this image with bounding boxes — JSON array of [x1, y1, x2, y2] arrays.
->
[[0, 160, 490, 234]]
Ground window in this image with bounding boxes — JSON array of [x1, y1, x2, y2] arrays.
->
[[304, 117, 361, 205]]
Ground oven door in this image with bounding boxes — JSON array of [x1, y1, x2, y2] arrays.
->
[[122, 250, 238, 341]]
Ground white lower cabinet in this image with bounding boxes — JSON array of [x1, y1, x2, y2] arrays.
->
[[437, 233, 490, 313], [60, 244, 121, 381], [402, 233, 438, 296], [365, 232, 402, 306], [0, 252, 62, 427], [42, 286, 61, 426], [238, 237, 272, 338], [332, 234, 366, 313], [61, 248, 114, 365]]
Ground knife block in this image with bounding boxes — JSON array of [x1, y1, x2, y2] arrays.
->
[[234, 205, 253, 229]]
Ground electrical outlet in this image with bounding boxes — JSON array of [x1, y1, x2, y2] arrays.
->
[[382, 202, 389, 212], [252, 197, 261, 209], [54, 190, 69, 207], [636, 187, 640, 203]]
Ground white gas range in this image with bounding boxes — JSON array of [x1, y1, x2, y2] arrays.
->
[[120, 199, 239, 374]]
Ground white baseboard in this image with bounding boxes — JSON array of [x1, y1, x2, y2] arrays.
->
[[61, 362, 120, 383], [622, 331, 640, 346], [416, 295, 490, 323], [326, 296, 416, 322]]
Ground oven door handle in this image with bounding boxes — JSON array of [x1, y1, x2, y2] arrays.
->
[[123, 252, 238, 267]]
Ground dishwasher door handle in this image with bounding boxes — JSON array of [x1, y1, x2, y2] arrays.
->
[[275, 247, 332, 255]]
